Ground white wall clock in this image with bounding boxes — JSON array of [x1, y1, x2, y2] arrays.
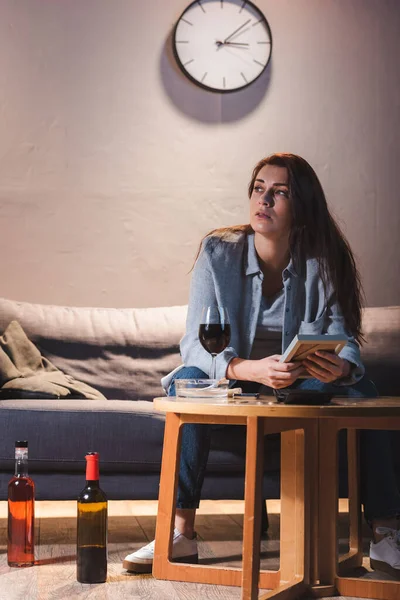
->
[[173, 0, 272, 93]]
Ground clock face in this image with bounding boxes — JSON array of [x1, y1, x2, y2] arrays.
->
[[173, 0, 272, 93]]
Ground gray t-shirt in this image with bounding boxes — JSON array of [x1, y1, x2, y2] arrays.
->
[[249, 289, 284, 360]]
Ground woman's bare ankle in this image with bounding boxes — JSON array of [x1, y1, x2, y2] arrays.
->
[[175, 508, 196, 539]]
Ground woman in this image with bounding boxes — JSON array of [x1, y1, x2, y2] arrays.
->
[[123, 153, 400, 578]]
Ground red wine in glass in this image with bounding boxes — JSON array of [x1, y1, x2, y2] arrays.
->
[[198, 306, 230, 379]]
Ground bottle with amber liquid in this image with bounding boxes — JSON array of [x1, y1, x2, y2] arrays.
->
[[77, 452, 108, 583], [8, 440, 35, 567]]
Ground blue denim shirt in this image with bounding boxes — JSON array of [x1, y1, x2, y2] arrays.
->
[[162, 231, 364, 390]]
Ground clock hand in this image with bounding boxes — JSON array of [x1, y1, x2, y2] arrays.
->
[[215, 41, 249, 47], [223, 19, 251, 44]]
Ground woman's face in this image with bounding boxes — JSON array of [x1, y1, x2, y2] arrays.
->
[[249, 164, 292, 239]]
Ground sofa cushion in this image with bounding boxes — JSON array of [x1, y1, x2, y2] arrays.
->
[[0, 298, 187, 401], [361, 306, 400, 395]]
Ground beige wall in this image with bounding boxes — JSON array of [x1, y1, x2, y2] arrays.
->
[[0, 0, 399, 308]]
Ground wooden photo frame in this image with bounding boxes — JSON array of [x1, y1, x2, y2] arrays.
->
[[280, 334, 347, 364]]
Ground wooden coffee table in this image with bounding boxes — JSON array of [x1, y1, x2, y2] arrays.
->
[[152, 395, 400, 600]]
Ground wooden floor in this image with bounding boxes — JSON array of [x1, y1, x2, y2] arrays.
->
[[0, 499, 394, 600]]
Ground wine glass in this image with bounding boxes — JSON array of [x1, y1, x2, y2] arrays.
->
[[198, 306, 231, 380]]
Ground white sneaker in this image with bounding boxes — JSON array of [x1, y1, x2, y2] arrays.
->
[[370, 526, 400, 579], [122, 528, 198, 573]]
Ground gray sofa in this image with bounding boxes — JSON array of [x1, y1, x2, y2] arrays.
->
[[0, 297, 399, 501]]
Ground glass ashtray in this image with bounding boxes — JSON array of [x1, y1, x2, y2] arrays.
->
[[175, 379, 229, 398]]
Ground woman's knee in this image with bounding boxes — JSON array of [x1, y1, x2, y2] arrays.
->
[[168, 366, 208, 396], [347, 377, 379, 399]]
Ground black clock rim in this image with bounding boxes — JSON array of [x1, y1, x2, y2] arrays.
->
[[172, 0, 273, 94]]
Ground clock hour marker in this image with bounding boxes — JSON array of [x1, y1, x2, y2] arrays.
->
[[253, 59, 265, 67], [201, 72, 208, 82], [239, 1, 247, 13], [221, 0, 223, 7], [184, 59, 195, 66], [241, 72, 248, 83], [176, 41, 189, 43], [197, 0, 206, 12], [257, 41, 271, 44], [223, 77, 226, 89], [181, 17, 193, 26], [252, 18, 264, 26]]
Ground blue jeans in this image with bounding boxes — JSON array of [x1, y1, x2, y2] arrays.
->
[[169, 367, 400, 523]]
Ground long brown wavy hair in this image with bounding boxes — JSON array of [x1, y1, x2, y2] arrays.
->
[[194, 153, 365, 342]]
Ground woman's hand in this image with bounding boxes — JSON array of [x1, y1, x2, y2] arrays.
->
[[249, 355, 305, 389], [303, 351, 351, 383]]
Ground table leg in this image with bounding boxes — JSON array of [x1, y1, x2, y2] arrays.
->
[[318, 419, 339, 586], [280, 429, 305, 584], [153, 412, 182, 579], [304, 420, 319, 586], [242, 416, 264, 600], [256, 428, 307, 600], [339, 429, 363, 573]]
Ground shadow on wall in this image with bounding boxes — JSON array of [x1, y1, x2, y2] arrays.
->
[[159, 28, 272, 124]]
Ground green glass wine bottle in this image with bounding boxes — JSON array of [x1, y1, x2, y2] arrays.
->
[[76, 452, 107, 583]]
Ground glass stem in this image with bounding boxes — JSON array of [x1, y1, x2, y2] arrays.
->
[[211, 354, 217, 380]]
